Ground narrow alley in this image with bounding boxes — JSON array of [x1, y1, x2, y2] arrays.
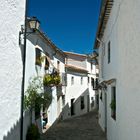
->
[[41, 111, 106, 140]]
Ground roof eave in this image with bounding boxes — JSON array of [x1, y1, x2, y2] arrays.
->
[[94, 0, 114, 49], [37, 30, 66, 57]]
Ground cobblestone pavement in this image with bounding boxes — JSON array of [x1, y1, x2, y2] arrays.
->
[[41, 110, 106, 140]]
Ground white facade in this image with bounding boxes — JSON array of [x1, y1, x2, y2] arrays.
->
[[95, 0, 140, 140], [25, 27, 66, 128], [62, 52, 97, 119], [0, 0, 26, 139]]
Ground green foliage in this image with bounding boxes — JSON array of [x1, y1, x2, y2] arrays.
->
[[43, 92, 53, 108], [110, 100, 116, 110], [26, 124, 40, 140], [53, 75, 61, 85], [24, 76, 52, 112], [36, 56, 46, 66], [43, 74, 53, 86], [43, 73, 61, 86]]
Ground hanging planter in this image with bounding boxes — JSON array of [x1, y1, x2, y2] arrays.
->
[[43, 74, 53, 86], [43, 73, 61, 86], [53, 74, 61, 85]]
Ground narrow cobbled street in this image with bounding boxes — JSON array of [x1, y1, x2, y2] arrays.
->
[[41, 110, 106, 140]]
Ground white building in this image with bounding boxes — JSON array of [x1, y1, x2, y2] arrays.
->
[[0, 0, 26, 139], [25, 18, 66, 130], [62, 52, 97, 119], [94, 0, 140, 140]]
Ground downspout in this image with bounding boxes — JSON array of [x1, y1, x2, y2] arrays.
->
[[20, 0, 28, 139]]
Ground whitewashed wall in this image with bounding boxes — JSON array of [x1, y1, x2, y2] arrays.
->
[[98, 0, 140, 140], [0, 0, 26, 139], [63, 72, 89, 119], [25, 32, 65, 128], [98, 90, 106, 131], [47, 87, 58, 125], [62, 54, 96, 119], [86, 59, 97, 110]]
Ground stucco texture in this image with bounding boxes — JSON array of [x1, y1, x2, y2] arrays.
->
[[0, 0, 26, 139], [98, 0, 140, 140]]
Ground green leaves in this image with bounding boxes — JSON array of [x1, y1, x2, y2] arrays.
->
[[43, 73, 61, 86], [43, 74, 52, 86], [24, 76, 52, 111]]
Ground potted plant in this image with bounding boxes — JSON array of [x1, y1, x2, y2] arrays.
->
[[53, 74, 61, 85], [43, 74, 53, 86], [43, 73, 61, 86]]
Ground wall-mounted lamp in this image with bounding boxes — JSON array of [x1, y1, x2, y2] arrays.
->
[[19, 17, 40, 45], [28, 17, 40, 31]]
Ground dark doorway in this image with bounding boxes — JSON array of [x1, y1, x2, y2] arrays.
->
[[87, 95, 90, 112], [71, 98, 75, 116], [96, 93, 99, 110]]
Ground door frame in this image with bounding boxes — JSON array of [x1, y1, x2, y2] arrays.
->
[[71, 98, 75, 116]]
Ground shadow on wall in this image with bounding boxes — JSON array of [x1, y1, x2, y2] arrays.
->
[[61, 88, 97, 120], [19, 43, 24, 64], [3, 119, 20, 140], [3, 35, 31, 140], [45, 103, 70, 131], [42, 88, 97, 132], [3, 111, 31, 140]]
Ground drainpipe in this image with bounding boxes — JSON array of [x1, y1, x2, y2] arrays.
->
[[20, 0, 28, 140]]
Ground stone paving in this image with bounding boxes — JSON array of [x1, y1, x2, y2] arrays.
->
[[41, 110, 106, 140]]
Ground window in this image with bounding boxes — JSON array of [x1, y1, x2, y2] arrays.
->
[[35, 48, 41, 66], [111, 86, 116, 120], [91, 62, 93, 71], [45, 57, 49, 70], [100, 91, 103, 101], [80, 96, 85, 109], [71, 76, 74, 85], [91, 99, 94, 108], [91, 78, 98, 90], [91, 78, 95, 89], [57, 61, 60, 70], [81, 77, 83, 85], [62, 73, 67, 86], [108, 41, 111, 63], [62, 95, 65, 107], [88, 77, 90, 84], [95, 78, 98, 88]]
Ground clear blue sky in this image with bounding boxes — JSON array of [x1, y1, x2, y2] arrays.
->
[[28, 0, 101, 54]]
